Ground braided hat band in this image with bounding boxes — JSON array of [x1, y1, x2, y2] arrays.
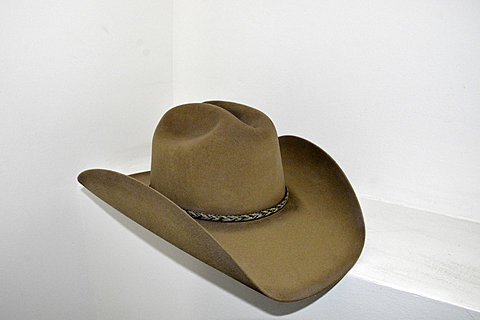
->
[[184, 187, 289, 223]]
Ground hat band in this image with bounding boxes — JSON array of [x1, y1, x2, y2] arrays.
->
[[184, 187, 289, 223]]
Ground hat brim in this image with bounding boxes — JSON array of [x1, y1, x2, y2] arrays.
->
[[78, 135, 365, 302]]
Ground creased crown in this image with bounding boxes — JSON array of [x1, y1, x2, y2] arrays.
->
[[150, 101, 285, 215]]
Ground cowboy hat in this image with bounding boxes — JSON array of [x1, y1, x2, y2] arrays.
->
[[78, 101, 365, 302]]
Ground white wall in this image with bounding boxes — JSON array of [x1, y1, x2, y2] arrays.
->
[[0, 0, 172, 318], [173, 0, 480, 222]]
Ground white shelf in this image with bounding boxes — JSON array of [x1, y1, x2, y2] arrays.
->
[[351, 198, 480, 312]]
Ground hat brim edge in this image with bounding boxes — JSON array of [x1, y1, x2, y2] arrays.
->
[[77, 168, 262, 296]]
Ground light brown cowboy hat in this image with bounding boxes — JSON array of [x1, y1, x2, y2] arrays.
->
[[78, 101, 365, 302]]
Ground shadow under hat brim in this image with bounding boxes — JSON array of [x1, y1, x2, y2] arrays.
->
[[78, 135, 365, 302]]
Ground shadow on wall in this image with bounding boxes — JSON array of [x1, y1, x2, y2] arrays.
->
[[82, 188, 326, 315]]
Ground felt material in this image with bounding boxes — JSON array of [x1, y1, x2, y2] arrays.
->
[[78, 101, 365, 302], [151, 101, 285, 214]]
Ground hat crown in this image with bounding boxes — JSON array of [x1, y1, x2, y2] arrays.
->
[[150, 101, 285, 215]]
